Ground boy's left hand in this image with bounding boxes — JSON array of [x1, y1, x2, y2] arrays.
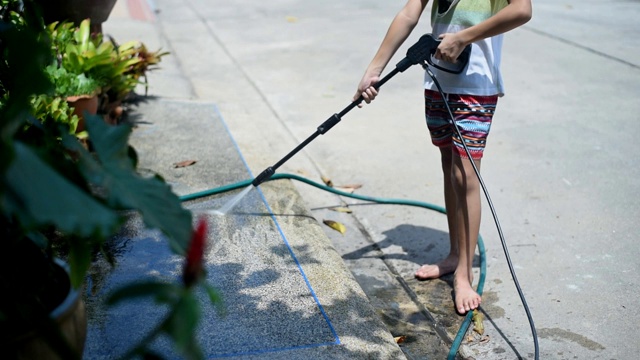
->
[[435, 33, 466, 63]]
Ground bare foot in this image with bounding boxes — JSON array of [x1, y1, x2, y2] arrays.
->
[[453, 274, 481, 314], [415, 255, 458, 280]]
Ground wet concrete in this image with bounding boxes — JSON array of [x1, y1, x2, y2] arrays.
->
[[82, 98, 404, 359], [101, 0, 640, 358]]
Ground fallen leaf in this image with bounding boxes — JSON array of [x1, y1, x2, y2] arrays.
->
[[334, 183, 363, 193], [472, 309, 485, 335], [323, 219, 346, 234], [174, 160, 197, 168], [285, 15, 298, 23], [394, 335, 406, 344], [465, 335, 475, 343], [329, 207, 352, 213], [321, 176, 333, 187], [336, 183, 362, 190], [296, 169, 310, 177]]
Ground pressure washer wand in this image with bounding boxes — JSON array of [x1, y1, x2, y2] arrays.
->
[[250, 69, 398, 187], [251, 34, 457, 187]]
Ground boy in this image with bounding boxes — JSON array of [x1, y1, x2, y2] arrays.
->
[[353, 0, 532, 314]]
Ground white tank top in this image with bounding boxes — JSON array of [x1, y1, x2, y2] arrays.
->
[[423, 0, 508, 96]]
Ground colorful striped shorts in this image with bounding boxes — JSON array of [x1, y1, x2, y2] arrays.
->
[[425, 89, 498, 160]]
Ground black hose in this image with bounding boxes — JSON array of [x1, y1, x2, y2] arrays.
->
[[425, 66, 539, 359]]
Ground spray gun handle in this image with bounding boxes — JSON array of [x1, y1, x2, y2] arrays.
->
[[396, 33, 471, 74], [425, 35, 472, 74]]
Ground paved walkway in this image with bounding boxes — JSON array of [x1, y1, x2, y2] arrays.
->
[[87, 1, 445, 359], [89, 1, 640, 359], [83, 98, 408, 359]]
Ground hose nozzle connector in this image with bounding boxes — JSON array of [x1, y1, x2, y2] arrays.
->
[[251, 166, 275, 187]]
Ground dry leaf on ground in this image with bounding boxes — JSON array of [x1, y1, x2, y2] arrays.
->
[[173, 160, 197, 168], [472, 309, 485, 335], [323, 219, 346, 234], [336, 183, 362, 191], [394, 335, 407, 344], [465, 335, 475, 343], [296, 169, 310, 177], [321, 176, 333, 187], [329, 207, 352, 213]]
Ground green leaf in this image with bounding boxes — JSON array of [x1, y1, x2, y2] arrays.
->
[[68, 237, 93, 288], [106, 280, 180, 306], [162, 293, 203, 360], [25, 231, 49, 249], [0, 19, 52, 139], [83, 116, 193, 254], [202, 283, 222, 305], [75, 19, 91, 53], [3, 142, 120, 237], [202, 283, 226, 316]]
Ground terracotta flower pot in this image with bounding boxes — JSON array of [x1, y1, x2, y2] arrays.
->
[[67, 94, 99, 133], [5, 260, 87, 360]]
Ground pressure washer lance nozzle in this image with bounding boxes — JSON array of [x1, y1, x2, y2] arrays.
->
[[251, 166, 275, 187]]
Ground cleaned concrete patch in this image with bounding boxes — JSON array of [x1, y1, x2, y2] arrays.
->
[[84, 99, 339, 358], [83, 98, 404, 359]]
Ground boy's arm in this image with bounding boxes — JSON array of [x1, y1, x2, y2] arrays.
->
[[436, 0, 532, 63], [354, 0, 430, 105]]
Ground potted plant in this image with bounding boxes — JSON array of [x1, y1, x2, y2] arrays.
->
[[29, 94, 82, 136], [113, 40, 170, 97], [47, 18, 112, 130], [44, 65, 101, 133], [47, 18, 169, 126], [96, 39, 157, 123], [90, 35, 170, 122], [1, 2, 219, 358]]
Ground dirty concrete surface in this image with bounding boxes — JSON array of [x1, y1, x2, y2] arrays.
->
[[93, 0, 640, 359]]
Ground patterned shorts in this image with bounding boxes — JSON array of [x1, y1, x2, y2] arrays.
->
[[425, 89, 498, 160]]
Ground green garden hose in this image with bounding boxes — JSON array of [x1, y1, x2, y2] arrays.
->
[[179, 172, 485, 358]]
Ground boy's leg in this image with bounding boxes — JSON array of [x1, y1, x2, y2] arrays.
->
[[418, 90, 496, 313], [416, 90, 460, 280], [414, 147, 483, 313], [415, 146, 459, 279], [451, 154, 482, 314]]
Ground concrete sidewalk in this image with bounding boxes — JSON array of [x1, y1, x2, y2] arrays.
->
[[83, 1, 453, 359], [82, 98, 408, 359], [90, 1, 640, 359]]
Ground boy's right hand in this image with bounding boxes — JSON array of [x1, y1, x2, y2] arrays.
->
[[353, 73, 381, 108]]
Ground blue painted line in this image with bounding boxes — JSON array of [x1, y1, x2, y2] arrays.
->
[[255, 189, 341, 344], [209, 341, 339, 359], [210, 105, 341, 354]]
